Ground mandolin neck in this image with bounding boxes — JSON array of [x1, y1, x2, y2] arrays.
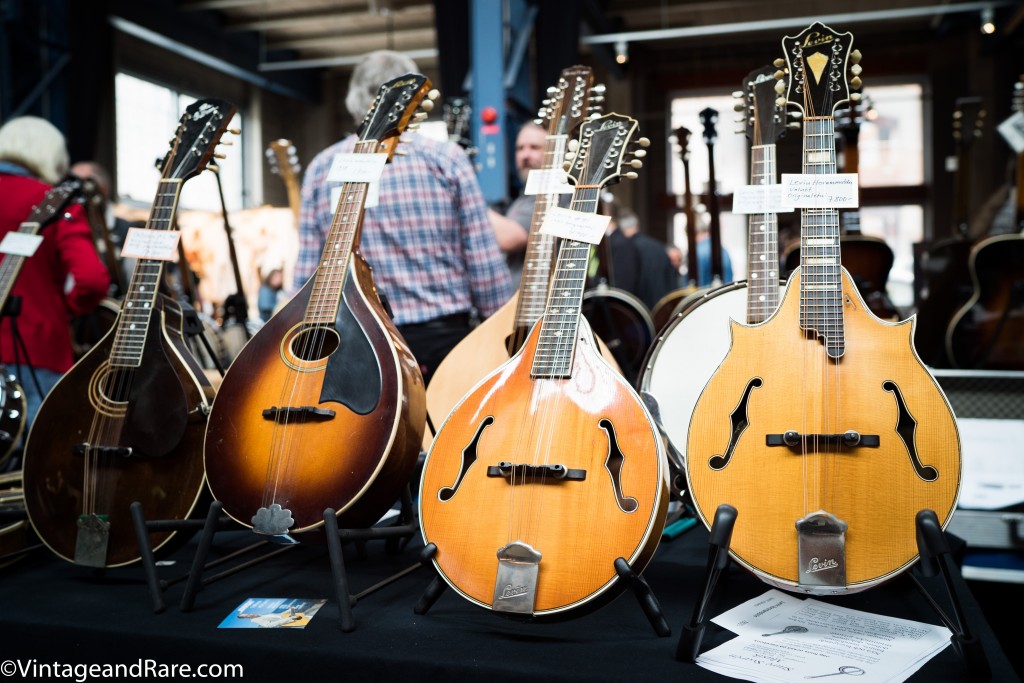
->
[[514, 134, 569, 329], [746, 144, 781, 324], [799, 116, 845, 358], [530, 188, 601, 379], [305, 140, 375, 326], [0, 222, 43, 312], [109, 178, 183, 369]]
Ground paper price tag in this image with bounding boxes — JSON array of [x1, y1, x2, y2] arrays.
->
[[524, 168, 574, 196], [997, 111, 1024, 154], [120, 228, 181, 261], [0, 232, 44, 257], [732, 184, 794, 214], [539, 206, 610, 245], [781, 173, 859, 208], [326, 153, 389, 183]]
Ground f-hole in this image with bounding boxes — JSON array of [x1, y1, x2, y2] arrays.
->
[[883, 380, 938, 482], [709, 377, 763, 470], [600, 418, 638, 513], [291, 325, 340, 362], [438, 416, 493, 501]]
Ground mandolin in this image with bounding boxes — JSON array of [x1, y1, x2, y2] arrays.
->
[[686, 24, 961, 594], [266, 139, 303, 226], [23, 99, 234, 567], [640, 63, 789, 477], [420, 113, 667, 620], [945, 76, 1024, 370], [426, 67, 619, 448], [203, 74, 432, 536], [0, 176, 84, 466]]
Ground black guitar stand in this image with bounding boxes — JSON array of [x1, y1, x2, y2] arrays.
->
[[322, 484, 423, 632], [413, 543, 671, 637], [178, 301, 226, 378], [1, 296, 43, 401], [675, 505, 992, 681]]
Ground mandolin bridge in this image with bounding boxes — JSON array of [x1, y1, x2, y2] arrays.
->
[[766, 430, 879, 449], [486, 462, 586, 482], [262, 406, 336, 422], [72, 443, 132, 458]]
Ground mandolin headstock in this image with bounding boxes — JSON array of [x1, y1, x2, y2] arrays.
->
[[780, 22, 859, 120], [266, 139, 302, 183], [562, 113, 648, 189], [735, 65, 790, 145], [535, 65, 603, 137], [159, 99, 237, 182], [357, 73, 438, 160]]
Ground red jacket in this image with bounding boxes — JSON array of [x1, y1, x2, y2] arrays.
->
[[0, 172, 110, 373]]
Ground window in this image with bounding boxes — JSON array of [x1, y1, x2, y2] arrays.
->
[[115, 72, 244, 212]]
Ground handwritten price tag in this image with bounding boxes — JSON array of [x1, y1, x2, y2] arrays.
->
[[0, 232, 44, 257], [326, 153, 389, 183], [539, 206, 610, 245], [732, 184, 794, 214], [524, 168, 574, 196], [781, 173, 859, 208], [997, 111, 1024, 154], [120, 228, 181, 261]]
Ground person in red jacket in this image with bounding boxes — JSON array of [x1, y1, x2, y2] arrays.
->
[[0, 116, 110, 463]]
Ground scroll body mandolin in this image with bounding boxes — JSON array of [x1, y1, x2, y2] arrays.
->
[[203, 75, 432, 536], [22, 100, 235, 567], [686, 25, 961, 594], [420, 113, 667, 619]]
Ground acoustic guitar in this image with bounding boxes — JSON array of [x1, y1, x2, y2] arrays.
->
[[426, 66, 619, 448], [0, 176, 83, 466], [913, 97, 987, 367], [687, 24, 961, 594], [945, 75, 1024, 370], [23, 99, 234, 567], [640, 63, 789, 477], [420, 113, 667, 620], [203, 74, 432, 536]]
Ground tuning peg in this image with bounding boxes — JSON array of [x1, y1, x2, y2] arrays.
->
[[407, 124, 420, 131], [567, 138, 580, 152], [426, 89, 440, 102], [789, 110, 802, 119], [850, 76, 862, 90], [775, 81, 787, 95], [214, 153, 227, 159], [592, 84, 606, 94], [773, 57, 785, 68], [786, 122, 800, 129], [633, 149, 647, 158], [565, 152, 576, 161], [228, 128, 241, 135], [420, 100, 434, 113], [547, 86, 559, 95], [637, 137, 650, 148], [732, 90, 743, 99], [562, 161, 572, 171], [208, 164, 220, 172], [734, 115, 745, 123], [734, 128, 745, 135], [851, 64, 863, 77], [624, 171, 638, 179], [850, 49, 862, 64], [774, 70, 785, 81], [733, 102, 745, 112], [220, 140, 234, 146], [629, 159, 643, 169], [850, 93, 861, 101], [413, 111, 429, 121], [775, 97, 787, 107]]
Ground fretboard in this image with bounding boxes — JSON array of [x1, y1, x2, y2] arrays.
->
[[0, 222, 42, 311], [109, 179, 182, 368], [530, 188, 600, 379], [746, 144, 781, 324], [305, 140, 375, 326], [515, 134, 568, 329], [799, 117, 845, 358]]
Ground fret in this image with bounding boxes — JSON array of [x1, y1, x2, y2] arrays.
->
[[745, 143, 780, 324]]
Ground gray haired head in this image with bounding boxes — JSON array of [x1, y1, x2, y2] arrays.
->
[[345, 50, 419, 126]]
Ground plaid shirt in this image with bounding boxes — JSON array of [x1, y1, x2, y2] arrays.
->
[[295, 133, 512, 325]]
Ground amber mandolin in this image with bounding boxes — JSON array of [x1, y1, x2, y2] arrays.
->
[[686, 24, 961, 594], [420, 113, 667, 620], [23, 99, 234, 567], [203, 75, 432, 537]]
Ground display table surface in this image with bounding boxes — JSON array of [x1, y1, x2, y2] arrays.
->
[[1, 515, 1019, 682]]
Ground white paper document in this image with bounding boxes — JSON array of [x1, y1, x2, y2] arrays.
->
[[732, 184, 794, 214], [539, 206, 610, 245], [780, 173, 859, 208], [524, 168, 574, 196], [697, 590, 951, 683], [956, 417, 1024, 510]]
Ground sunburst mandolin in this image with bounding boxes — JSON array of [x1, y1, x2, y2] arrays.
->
[[686, 24, 961, 594], [420, 113, 667, 620]]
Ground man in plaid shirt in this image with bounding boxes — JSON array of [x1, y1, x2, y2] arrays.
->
[[295, 50, 513, 385]]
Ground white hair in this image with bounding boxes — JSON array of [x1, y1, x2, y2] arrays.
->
[[345, 50, 419, 125], [0, 116, 69, 184]]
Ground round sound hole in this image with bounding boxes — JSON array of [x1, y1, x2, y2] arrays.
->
[[290, 326, 340, 362]]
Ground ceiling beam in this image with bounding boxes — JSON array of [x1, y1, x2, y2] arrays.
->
[[259, 48, 438, 71], [268, 27, 435, 52], [180, 0, 279, 11], [224, 6, 433, 33]]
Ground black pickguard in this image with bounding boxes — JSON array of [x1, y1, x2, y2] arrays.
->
[[320, 289, 382, 415]]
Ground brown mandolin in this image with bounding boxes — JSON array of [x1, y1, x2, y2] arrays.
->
[[420, 113, 667, 619], [945, 76, 1024, 370], [22, 99, 235, 567], [203, 75, 432, 537], [687, 24, 961, 594], [426, 67, 619, 448]]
